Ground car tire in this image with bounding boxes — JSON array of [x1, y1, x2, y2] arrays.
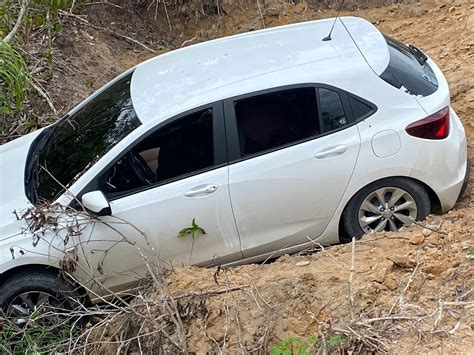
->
[[0, 269, 82, 316], [341, 177, 431, 241]]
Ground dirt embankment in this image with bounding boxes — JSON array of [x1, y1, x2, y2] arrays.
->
[[7, 0, 474, 353]]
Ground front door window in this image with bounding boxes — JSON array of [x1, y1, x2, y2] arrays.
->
[[101, 108, 215, 197]]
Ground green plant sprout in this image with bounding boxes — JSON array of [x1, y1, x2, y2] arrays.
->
[[328, 334, 348, 348], [271, 334, 350, 354], [270, 335, 318, 355], [178, 218, 206, 239], [467, 246, 474, 259]]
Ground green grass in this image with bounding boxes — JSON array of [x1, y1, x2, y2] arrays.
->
[[0, 312, 74, 354], [270, 334, 350, 354], [270, 335, 318, 355], [0, 41, 30, 115]]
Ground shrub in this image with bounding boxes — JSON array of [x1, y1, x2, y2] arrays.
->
[[0, 41, 30, 115]]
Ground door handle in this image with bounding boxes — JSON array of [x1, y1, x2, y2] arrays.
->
[[184, 184, 218, 197], [314, 145, 348, 159]]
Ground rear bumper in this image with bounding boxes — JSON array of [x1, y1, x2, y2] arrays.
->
[[458, 156, 470, 202], [410, 107, 467, 212]]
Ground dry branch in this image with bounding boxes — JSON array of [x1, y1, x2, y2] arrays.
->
[[58, 10, 156, 53], [3, 0, 29, 43], [32, 81, 57, 115], [306, 235, 350, 271], [256, 0, 266, 28], [173, 285, 250, 300], [348, 236, 356, 321], [388, 249, 422, 315], [409, 216, 448, 236]]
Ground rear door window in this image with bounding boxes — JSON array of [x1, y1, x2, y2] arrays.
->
[[380, 35, 438, 96], [226, 85, 376, 161], [318, 88, 348, 132], [234, 87, 320, 157]]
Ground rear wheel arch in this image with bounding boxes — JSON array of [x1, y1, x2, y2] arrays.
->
[[338, 176, 439, 243]]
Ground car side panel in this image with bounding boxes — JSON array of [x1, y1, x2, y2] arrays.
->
[[228, 125, 361, 258], [305, 90, 434, 246], [71, 166, 242, 295]]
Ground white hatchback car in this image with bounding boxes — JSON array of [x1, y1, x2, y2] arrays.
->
[[0, 17, 468, 313]]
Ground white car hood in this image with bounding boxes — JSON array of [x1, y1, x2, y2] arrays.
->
[[0, 129, 43, 228]]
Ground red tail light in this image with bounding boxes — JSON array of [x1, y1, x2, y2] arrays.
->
[[405, 106, 450, 140]]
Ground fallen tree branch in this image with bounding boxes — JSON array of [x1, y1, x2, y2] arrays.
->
[[173, 285, 250, 300], [3, 0, 29, 43], [409, 216, 448, 236], [360, 315, 421, 324], [32, 81, 57, 115], [348, 236, 356, 321], [162, 1, 172, 31], [58, 10, 156, 53], [256, 0, 266, 28], [181, 36, 197, 47], [387, 248, 422, 316]]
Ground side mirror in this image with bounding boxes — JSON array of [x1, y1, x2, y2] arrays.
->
[[81, 190, 111, 216]]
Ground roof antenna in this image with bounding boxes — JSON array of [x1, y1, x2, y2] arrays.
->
[[322, 0, 345, 42]]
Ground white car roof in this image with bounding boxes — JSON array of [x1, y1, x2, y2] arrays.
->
[[130, 16, 389, 124]]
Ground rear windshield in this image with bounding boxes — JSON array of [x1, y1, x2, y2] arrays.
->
[[380, 35, 438, 97]]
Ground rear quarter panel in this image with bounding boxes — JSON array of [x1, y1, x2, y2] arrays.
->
[[309, 74, 429, 245]]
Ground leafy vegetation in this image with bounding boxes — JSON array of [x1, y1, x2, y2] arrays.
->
[[0, 0, 74, 116], [270, 334, 351, 354], [270, 335, 318, 355], [0, 41, 30, 114], [0, 312, 73, 353], [0, 0, 72, 43], [328, 334, 349, 348], [467, 246, 474, 259], [29, 0, 74, 66], [179, 218, 206, 239]]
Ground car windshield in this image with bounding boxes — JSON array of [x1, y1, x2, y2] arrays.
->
[[380, 35, 438, 96], [26, 71, 141, 204]]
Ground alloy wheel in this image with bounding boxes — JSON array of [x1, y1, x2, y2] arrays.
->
[[358, 187, 418, 233], [6, 291, 64, 326]]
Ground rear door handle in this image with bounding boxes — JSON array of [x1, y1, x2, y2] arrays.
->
[[314, 145, 348, 159], [184, 184, 218, 197]]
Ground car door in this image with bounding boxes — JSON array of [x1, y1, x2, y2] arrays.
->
[[77, 103, 242, 292], [224, 85, 362, 258]]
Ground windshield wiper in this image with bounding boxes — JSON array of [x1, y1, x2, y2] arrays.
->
[[408, 44, 428, 66]]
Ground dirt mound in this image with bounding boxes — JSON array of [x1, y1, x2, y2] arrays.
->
[[87, 212, 472, 353], [166, 212, 473, 353]]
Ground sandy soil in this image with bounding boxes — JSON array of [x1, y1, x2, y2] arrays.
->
[[165, 215, 473, 353]]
